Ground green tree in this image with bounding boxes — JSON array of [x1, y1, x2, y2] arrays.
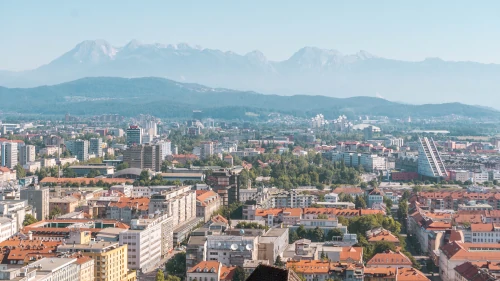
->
[[297, 225, 307, 239], [289, 230, 300, 243], [49, 206, 62, 219], [116, 162, 129, 171], [326, 229, 343, 241], [15, 164, 26, 179], [397, 200, 409, 223], [23, 214, 38, 226], [62, 167, 77, 178], [232, 266, 245, 281], [360, 182, 368, 189], [317, 214, 328, 219], [274, 255, 285, 267], [87, 169, 101, 178], [165, 252, 186, 278], [164, 275, 181, 281], [355, 196, 367, 209], [401, 190, 411, 201], [156, 269, 165, 281], [383, 196, 393, 209], [311, 227, 324, 242]]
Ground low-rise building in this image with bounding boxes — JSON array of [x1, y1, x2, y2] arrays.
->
[[186, 261, 236, 281], [196, 190, 222, 222]]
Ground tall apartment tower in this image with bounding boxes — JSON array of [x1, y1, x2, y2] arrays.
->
[[143, 145, 157, 171], [20, 185, 49, 221], [200, 141, 214, 160], [67, 140, 89, 162], [89, 138, 103, 157], [1, 142, 18, 168], [19, 144, 36, 165], [123, 146, 144, 170], [127, 126, 142, 146], [418, 137, 447, 180]]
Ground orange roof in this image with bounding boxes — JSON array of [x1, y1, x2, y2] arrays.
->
[[367, 230, 400, 243], [339, 247, 363, 263], [364, 267, 397, 276], [211, 215, 228, 224], [282, 208, 303, 217], [0, 236, 61, 263], [471, 223, 495, 232], [220, 265, 237, 281], [197, 191, 219, 204], [332, 187, 363, 195], [188, 261, 221, 273], [109, 197, 149, 211], [397, 268, 429, 281], [366, 251, 412, 266], [255, 208, 287, 217], [286, 260, 332, 274], [0, 167, 11, 173], [360, 209, 385, 216], [40, 177, 132, 184]]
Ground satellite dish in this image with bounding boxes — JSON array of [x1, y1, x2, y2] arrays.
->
[[217, 242, 221, 247], [240, 229, 245, 235], [246, 244, 253, 250], [230, 244, 238, 251]]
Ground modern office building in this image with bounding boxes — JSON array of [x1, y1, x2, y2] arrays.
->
[[0, 142, 17, 169], [418, 137, 447, 180], [19, 144, 36, 166], [126, 126, 142, 146], [123, 144, 161, 171], [20, 185, 50, 221], [89, 138, 103, 157]]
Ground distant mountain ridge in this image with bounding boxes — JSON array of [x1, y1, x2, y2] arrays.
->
[[0, 77, 497, 119], [2, 39, 500, 106]]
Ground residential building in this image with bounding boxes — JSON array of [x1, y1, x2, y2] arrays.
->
[[89, 138, 103, 157], [186, 261, 236, 281], [119, 213, 173, 271], [367, 188, 384, 208], [19, 145, 35, 166], [126, 126, 142, 146], [0, 217, 15, 243], [418, 137, 447, 180], [148, 185, 196, 228], [20, 185, 49, 221], [200, 141, 214, 160], [366, 250, 413, 268], [49, 196, 80, 215], [66, 139, 89, 162], [57, 231, 134, 281], [27, 257, 80, 281], [196, 190, 222, 222], [0, 142, 17, 169], [285, 260, 332, 281], [365, 227, 400, 246], [106, 197, 149, 224], [454, 261, 498, 281]]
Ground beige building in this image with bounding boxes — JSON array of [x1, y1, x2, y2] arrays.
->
[[50, 196, 80, 215], [187, 261, 236, 281], [196, 190, 222, 222], [149, 186, 196, 228]]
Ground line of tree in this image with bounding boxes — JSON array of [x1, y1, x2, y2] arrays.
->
[[289, 226, 344, 243]]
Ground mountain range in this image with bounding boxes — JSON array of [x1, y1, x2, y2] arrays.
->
[[0, 77, 497, 120], [2, 39, 500, 106]]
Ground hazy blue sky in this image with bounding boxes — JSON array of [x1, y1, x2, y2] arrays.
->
[[1, 1, 499, 70]]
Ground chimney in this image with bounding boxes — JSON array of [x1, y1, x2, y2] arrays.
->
[[28, 231, 33, 241]]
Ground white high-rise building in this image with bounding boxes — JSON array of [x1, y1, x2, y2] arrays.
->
[[1, 142, 17, 169], [200, 141, 214, 160], [19, 144, 36, 166], [65, 140, 89, 162]]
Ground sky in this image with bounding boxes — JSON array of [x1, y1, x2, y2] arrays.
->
[[1, 1, 500, 70]]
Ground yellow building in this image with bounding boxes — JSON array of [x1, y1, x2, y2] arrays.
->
[[57, 231, 136, 281]]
